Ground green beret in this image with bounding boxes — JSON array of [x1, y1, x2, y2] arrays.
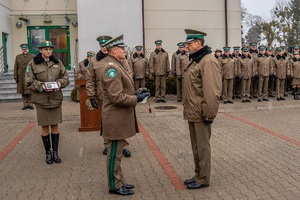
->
[[104, 35, 127, 49], [233, 46, 240, 51], [276, 47, 284, 52], [184, 29, 207, 43], [241, 47, 249, 51], [20, 43, 28, 49], [266, 47, 273, 51], [258, 45, 266, 50], [154, 40, 162, 45], [177, 42, 186, 48], [135, 45, 143, 51], [215, 48, 222, 52], [87, 51, 95, 57], [223, 47, 231, 51], [293, 45, 299, 49], [38, 41, 54, 49], [97, 35, 112, 46], [249, 42, 257, 47]]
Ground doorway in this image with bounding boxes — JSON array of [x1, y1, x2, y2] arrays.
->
[[27, 26, 71, 70], [1, 32, 8, 73]]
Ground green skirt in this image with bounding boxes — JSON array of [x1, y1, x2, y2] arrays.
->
[[36, 106, 62, 126]]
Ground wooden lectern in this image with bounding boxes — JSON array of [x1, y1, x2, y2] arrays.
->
[[75, 79, 101, 132]]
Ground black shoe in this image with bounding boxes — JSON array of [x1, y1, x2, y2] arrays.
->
[[269, 94, 275, 97], [160, 99, 166, 103], [277, 98, 280, 101], [262, 98, 270, 101], [103, 147, 108, 155], [246, 99, 251, 103], [155, 99, 161, 103], [28, 106, 34, 110], [109, 186, 134, 195], [123, 184, 134, 189], [123, 149, 131, 157], [258, 99, 262, 102], [184, 178, 196, 185], [223, 101, 227, 104], [280, 97, 286, 100], [242, 100, 247, 103], [253, 95, 258, 98], [22, 106, 27, 110], [284, 93, 288, 97], [186, 182, 209, 190], [227, 100, 234, 104], [177, 99, 182, 102]]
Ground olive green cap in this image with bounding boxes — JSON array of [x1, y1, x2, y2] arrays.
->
[[104, 35, 127, 49], [277, 47, 284, 52], [293, 52, 300, 55], [154, 40, 162, 45], [215, 48, 222, 52], [258, 45, 266, 50], [293, 45, 299, 49], [97, 35, 112, 46], [135, 45, 143, 51], [233, 46, 240, 51], [177, 42, 186, 48], [87, 51, 95, 57], [266, 47, 273, 51], [249, 42, 257, 47], [223, 46, 231, 51], [38, 41, 54, 48], [20, 43, 28, 49], [184, 29, 207, 43], [241, 47, 249, 51]]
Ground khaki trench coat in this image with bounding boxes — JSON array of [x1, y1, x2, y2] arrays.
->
[[274, 56, 288, 79], [14, 53, 35, 94], [129, 54, 149, 79], [256, 55, 272, 76], [100, 55, 139, 140], [220, 56, 236, 79], [183, 52, 222, 122], [237, 55, 254, 79], [149, 49, 170, 75], [75, 59, 89, 80]]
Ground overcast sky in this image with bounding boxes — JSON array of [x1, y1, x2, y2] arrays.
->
[[241, 0, 276, 20]]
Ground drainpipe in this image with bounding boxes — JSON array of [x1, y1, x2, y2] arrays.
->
[[224, 0, 228, 46], [142, 0, 145, 50]]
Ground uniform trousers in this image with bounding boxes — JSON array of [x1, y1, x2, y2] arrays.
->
[[223, 78, 233, 101], [241, 78, 251, 100], [258, 76, 269, 99], [188, 121, 211, 185], [107, 140, 126, 190], [22, 94, 33, 107], [134, 78, 146, 90], [155, 75, 166, 99], [176, 77, 184, 100], [276, 78, 285, 98]]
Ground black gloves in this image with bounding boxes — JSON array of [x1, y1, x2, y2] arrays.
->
[[90, 97, 98, 109], [15, 78, 19, 84], [177, 75, 182, 80], [203, 117, 213, 125], [135, 88, 151, 103]]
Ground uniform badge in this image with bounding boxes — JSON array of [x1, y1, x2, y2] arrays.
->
[[26, 66, 30, 73], [107, 68, 117, 78], [53, 65, 58, 68]]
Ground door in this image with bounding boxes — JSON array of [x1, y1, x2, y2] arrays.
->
[[27, 26, 71, 70], [2, 32, 8, 73]]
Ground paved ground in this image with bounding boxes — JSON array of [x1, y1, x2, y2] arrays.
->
[[0, 96, 300, 200]]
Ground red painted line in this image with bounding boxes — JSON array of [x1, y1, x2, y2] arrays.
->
[[138, 121, 186, 190], [0, 122, 35, 160], [222, 113, 300, 147]]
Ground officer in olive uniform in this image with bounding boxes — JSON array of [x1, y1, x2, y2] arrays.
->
[[220, 47, 236, 104], [86, 35, 132, 157], [75, 51, 95, 101], [149, 40, 170, 103], [183, 29, 222, 190], [25, 41, 69, 164], [232, 46, 242, 99], [256, 45, 272, 102], [290, 52, 300, 99], [171, 42, 189, 102], [214, 49, 222, 59], [266, 47, 276, 97], [237, 47, 254, 103], [249, 42, 259, 98], [100, 35, 150, 195], [14, 44, 35, 110], [274, 47, 289, 101], [129, 45, 149, 90]]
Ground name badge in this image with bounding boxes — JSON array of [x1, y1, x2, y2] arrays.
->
[[53, 65, 58, 68]]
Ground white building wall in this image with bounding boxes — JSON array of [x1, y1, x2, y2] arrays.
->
[[0, 0, 14, 71], [144, 0, 241, 55], [77, 0, 143, 61]]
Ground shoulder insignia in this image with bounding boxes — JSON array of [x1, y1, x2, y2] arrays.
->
[[53, 65, 58, 68], [26, 66, 30, 73], [108, 62, 114, 66], [107, 68, 117, 78]]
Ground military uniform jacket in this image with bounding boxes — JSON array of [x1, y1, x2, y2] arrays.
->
[[100, 55, 139, 140], [75, 59, 89, 80], [129, 53, 149, 79], [122, 57, 133, 78], [183, 45, 222, 122], [175, 51, 189, 77], [86, 51, 108, 101], [290, 58, 300, 78], [256, 54, 272, 76], [14, 53, 35, 94], [274, 55, 288, 79], [237, 55, 253, 79], [25, 53, 69, 109], [149, 48, 170, 75], [220, 55, 236, 79]]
